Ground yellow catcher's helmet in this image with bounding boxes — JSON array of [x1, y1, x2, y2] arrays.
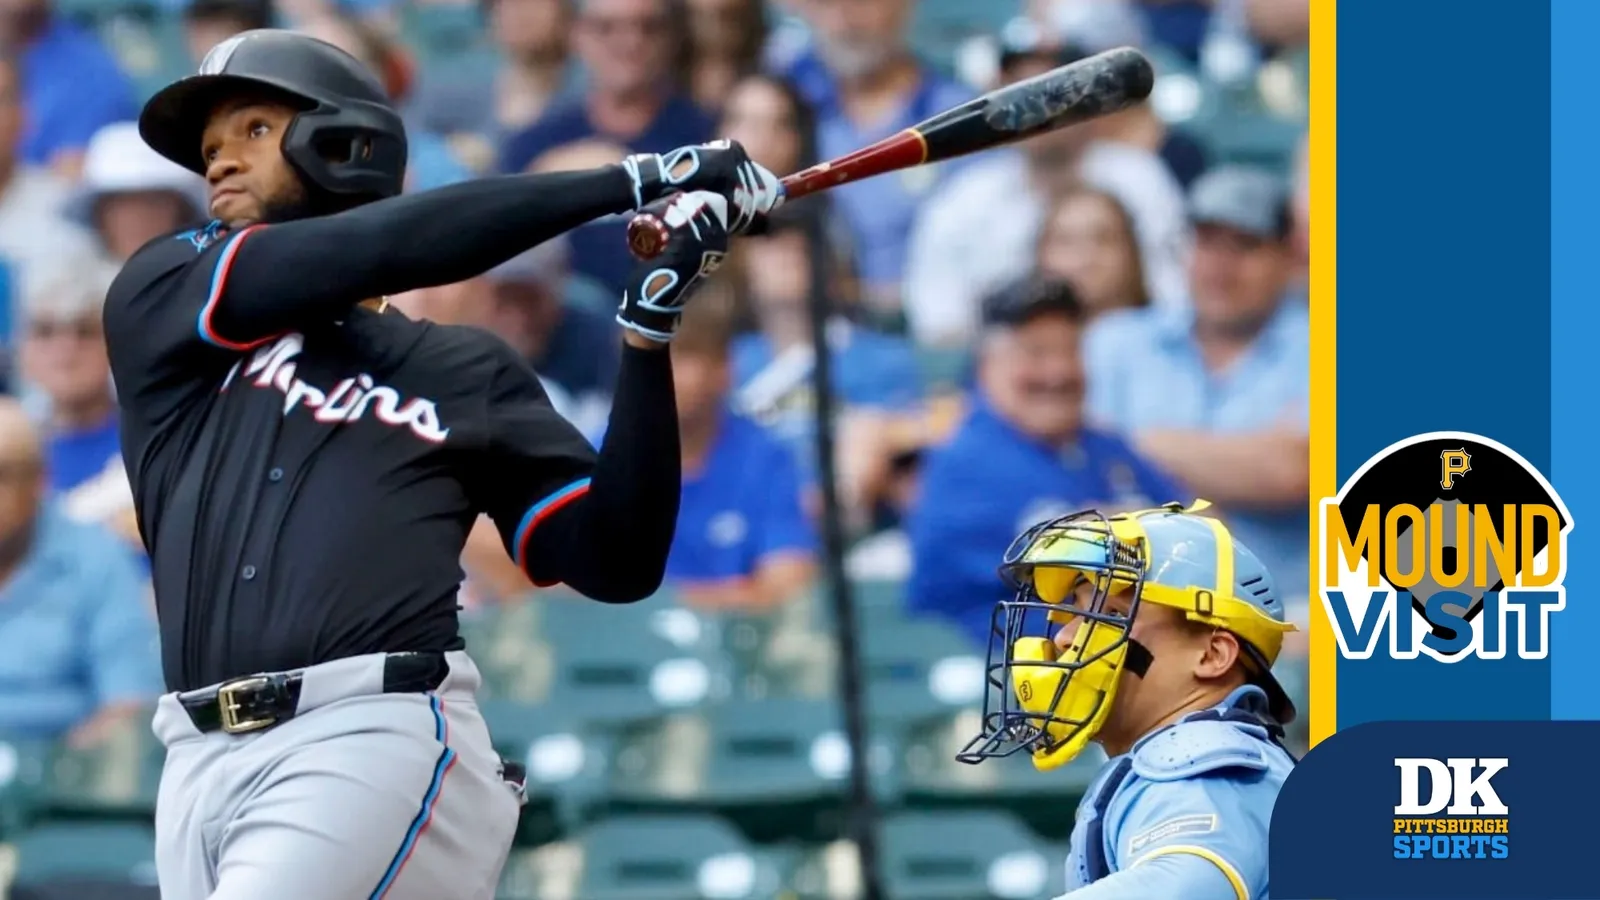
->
[[955, 500, 1298, 772]]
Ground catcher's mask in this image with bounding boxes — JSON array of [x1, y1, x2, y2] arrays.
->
[[956, 500, 1299, 771]]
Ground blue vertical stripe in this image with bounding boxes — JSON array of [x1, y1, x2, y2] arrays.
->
[[368, 696, 455, 899]]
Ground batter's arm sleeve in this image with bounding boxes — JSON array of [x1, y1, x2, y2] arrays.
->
[[200, 167, 638, 349], [473, 341, 679, 603]]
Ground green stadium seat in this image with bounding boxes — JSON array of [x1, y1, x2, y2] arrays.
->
[[496, 842, 584, 900], [538, 601, 720, 729], [913, 347, 972, 393], [606, 697, 895, 843], [861, 614, 987, 730], [460, 602, 551, 702], [898, 708, 1102, 842], [39, 709, 164, 819], [880, 809, 1054, 900], [0, 738, 50, 837], [712, 597, 834, 700], [478, 699, 606, 844], [9, 820, 158, 890], [575, 813, 788, 900]]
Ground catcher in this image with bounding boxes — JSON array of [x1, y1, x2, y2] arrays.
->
[[958, 500, 1299, 899]]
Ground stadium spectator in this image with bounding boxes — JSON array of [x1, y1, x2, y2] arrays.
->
[[293, 11, 476, 200], [717, 72, 813, 183], [905, 277, 1183, 649], [15, 261, 138, 545], [0, 0, 136, 177], [684, 0, 767, 112], [726, 217, 920, 529], [901, 22, 1188, 347], [1034, 186, 1149, 320], [64, 122, 207, 263], [479, 238, 619, 440], [499, 0, 711, 295], [662, 303, 817, 610], [408, 0, 579, 173], [774, 0, 972, 316], [1292, 131, 1309, 268], [0, 49, 97, 367], [1084, 165, 1309, 596], [0, 398, 161, 744], [182, 0, 273, 67]]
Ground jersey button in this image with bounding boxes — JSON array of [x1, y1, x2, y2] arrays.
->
[[242, 565, 257, 581], [268, 468, 284, 483]]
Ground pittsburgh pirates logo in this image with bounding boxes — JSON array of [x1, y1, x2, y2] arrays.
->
[[1320, 432, 1572, 661], [1440, 449, 1471, 490]]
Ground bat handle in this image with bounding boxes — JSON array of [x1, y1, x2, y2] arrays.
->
[[626, 212, 673, 260], [625, 181, 794, 260]]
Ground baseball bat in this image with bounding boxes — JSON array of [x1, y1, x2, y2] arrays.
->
[[625, 45, 1156, 259]]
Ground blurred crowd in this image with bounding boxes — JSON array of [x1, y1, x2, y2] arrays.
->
[[0, 0, 1309, 770]]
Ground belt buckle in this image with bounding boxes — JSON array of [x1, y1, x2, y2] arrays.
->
[[217, 675, 277, 734]]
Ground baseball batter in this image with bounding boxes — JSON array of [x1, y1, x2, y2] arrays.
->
[[957, 500, 1299, 899], [103, 29, 779, 900]]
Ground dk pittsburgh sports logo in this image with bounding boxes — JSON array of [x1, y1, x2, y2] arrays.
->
[[1393, 757, 1510, 860], [1320, 432, 1573, 661]]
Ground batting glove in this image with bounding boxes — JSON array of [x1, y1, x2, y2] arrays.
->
[[621, 139, 783, 234], [617, 191, 732, 343]]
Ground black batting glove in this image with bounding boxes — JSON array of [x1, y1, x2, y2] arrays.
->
[[617, 191, 732, 344], [620, 139, 783, 234]]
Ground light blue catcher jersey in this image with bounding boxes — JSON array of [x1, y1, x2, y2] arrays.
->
[[1063, 686, 1295, 900]]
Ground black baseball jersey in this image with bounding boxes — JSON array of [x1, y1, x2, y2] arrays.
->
[[104, 221, 598, 691]]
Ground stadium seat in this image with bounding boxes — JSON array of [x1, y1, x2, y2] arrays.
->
[[714, 599, 834, 701], [461, 601, 554, 702], [606, 696, 895, 842], [40, 709, 164, 819], [861, 613, 986, 730], [0, 738, 50, 837], [537, 598, 720, 729], [8, 820, 159, 894], [898, 708, 1102, 842], [880, 809, 1055, 900], [478, 698, 605, 844], [575, 813, 788, 900]]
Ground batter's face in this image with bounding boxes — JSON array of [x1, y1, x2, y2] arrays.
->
[[201, 99, 308, 227]]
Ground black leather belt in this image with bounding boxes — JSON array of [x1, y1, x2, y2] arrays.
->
[[182, 652, 450, 735]]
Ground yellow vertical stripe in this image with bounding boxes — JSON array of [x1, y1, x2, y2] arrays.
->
[[1308, 0, 1339, 747]]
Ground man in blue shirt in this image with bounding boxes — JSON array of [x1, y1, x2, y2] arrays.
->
[[906, 278, 1183, 649], [2, 0, 137, 174], [772, 0, 974, 311], [663, 306, 817, 610], [956, 502, 1297, 899], [0, 398, 162, 743], [1083, 166, 1309, 602], [498, 0, 714, 296], [728, 220, 923, 516]]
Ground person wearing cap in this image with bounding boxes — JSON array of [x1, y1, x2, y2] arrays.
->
[[473, 237, 621, 437], [1083, 164, 1309, 620], [956, 501, 1296, 900], [902, 16, 1190, 347], [0, 396, 163, 744], [14, 259, 142, 544], [66, 121, 208, 263], [905, 276, 1183, 650]]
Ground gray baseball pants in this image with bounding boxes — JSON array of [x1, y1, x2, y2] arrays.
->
[[151, 651, 523, 900]]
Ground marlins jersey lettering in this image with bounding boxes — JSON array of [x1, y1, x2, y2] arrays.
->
[[104, 222, 599, 691]]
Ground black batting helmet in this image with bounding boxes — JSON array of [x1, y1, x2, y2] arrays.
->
[[139, 29, 407, 203]]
